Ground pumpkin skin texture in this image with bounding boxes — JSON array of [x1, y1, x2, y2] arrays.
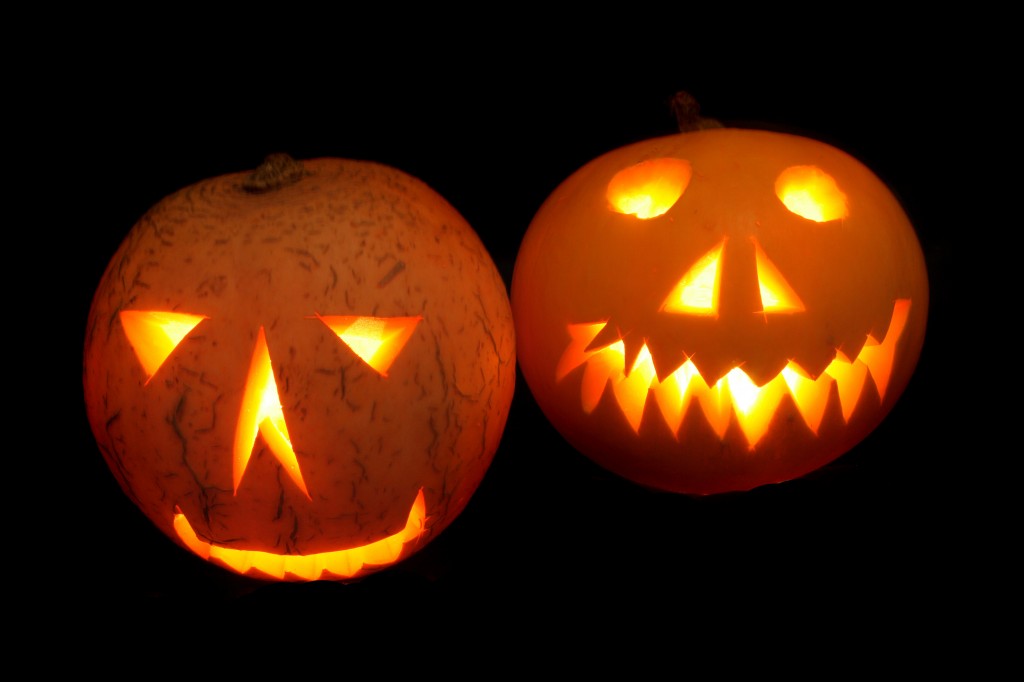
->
[[83, 156, 516, 581], [511, 128, 928, 495]]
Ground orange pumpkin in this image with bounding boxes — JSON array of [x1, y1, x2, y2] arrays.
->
[[511, 117, 928, 495], [83, 154, 516, 581]]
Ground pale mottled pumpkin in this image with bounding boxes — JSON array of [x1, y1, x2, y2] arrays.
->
[[84, 155, 516, 581]]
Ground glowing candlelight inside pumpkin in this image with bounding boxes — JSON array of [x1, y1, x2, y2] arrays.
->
[[775, 165, 849, 222], [557, 299, 910, 447], [512, 95, 928, 495], [607, 158, 691, 219], [85, 155, 515, 582], [316, 315, 422, 376], [174, 488, 428, 581], [235, 326, 309, 498], [119, 310, 207, 383]]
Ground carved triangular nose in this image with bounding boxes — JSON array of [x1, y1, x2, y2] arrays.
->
[[660, 237, 804, 320], [234, 326, 310, 499]]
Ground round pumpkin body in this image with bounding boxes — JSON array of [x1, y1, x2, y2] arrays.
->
[[83, 156, 516, 581], [511, 128, 927, 495]]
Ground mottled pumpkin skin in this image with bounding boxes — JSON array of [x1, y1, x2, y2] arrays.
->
[[512, 128, 927, 495], [84, 158, 515, 580]]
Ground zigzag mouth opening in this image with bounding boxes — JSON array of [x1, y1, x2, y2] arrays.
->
[[172, 489, 428, 581], [556, 300, 911, 448]]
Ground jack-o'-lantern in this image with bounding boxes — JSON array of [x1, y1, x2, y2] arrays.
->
[[83, 154, 516, 581], [511, 96, 927, 495]]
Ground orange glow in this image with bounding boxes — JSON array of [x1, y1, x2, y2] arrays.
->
[[174, 488, 429, 581], [234, 327, 310, 498], [775, 166, 848, 222], [317, 315, 422, 376], [754, 239, 805, 313], [556, 322, 626, 414], [607, 158, 692, 219], [558, 300, 910, 447], [612, 344, 658, 432], [780, 364, 833, 434], [828, 298, 910, 422], [663, 238, 805, 317], [120, 310, 207, 383], [661, 240, 725, 316]]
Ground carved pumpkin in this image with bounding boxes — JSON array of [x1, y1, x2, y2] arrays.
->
[[83, 154, 516, 581], [511, 112, 928, 495]]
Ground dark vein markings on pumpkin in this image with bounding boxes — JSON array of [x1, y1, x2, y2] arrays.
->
[[427, 415, 441, 462], [105, 308, 120, 338], [103, 411, 136, 496], [277, 486, 287, 524], [289, 248, 319, 272], [287, 514, 299, 551], [475, 307, 500, 360], [377, 260, 405, 287], [169, 392, 190, 461], [433, 345, 448, 396], [193, 391, 221, 435], [452, 378, 474, 400], [169, 389, 210, 494], [327, 265, 338, 293], [353, 455, 368, 482], [130, 270, 151, 293]]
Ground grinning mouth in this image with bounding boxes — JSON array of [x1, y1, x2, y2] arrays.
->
[[172, 489, 428, 581], [556, 300, 911, 448]]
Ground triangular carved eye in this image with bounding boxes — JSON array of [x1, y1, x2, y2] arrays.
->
[[661, 239, 724, 316], [317, 315, 422, 376], [120, 310, 208, 383]]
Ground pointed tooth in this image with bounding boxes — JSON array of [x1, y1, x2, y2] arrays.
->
[[646, 337, 689, 382], [621, 336, 648, 376], [585, 322, 624, 353]]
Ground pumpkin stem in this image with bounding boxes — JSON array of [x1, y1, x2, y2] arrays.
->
[[242, 153, 307, 193], [671, 91, 723, 132]]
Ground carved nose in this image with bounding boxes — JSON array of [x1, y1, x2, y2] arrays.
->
[[661, 237, 805, 320]]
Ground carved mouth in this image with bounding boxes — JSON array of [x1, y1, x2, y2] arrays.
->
[[556, 300, 911, 448], [172, 489, 428, 581]]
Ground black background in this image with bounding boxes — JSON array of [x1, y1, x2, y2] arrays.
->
[[31, 22, 988, 652]]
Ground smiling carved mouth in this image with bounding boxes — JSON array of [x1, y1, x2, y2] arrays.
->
[[172, 488, 428, 581], [556, 300, 911, 448]]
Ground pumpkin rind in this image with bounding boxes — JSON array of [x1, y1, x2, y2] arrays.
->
[[83, 157, 516, 580], [511, 128, 928, 495]]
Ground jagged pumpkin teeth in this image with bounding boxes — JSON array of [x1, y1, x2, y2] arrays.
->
[[512, 94, 928, 496]]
